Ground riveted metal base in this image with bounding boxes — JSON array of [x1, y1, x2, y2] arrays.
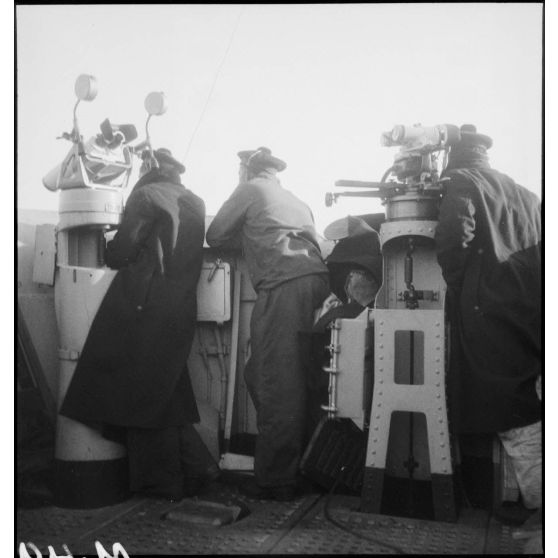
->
[[432, 473, 458, 522], [361, 467, 458, 522], [360, 466, 384, 513]]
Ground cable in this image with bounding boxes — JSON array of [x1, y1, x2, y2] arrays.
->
[[323, 467, 406, 554], [181, 7, 245, 163], [381, 166, 396, 183]]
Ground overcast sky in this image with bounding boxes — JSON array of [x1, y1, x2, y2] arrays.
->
[[16, 3, 542, 234]]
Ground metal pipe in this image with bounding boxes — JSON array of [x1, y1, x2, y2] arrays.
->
[[213, 325, 228, 432]]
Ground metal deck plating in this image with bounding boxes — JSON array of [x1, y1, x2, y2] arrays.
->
[[17, 482, 527, 555]]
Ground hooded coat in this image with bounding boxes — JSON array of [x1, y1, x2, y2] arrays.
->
[[60, 168, 205, 430], [435, 155, 541, 433]]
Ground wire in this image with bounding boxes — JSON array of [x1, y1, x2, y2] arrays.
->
[[181, 6, 245, 163], [323, 467, 406, 554], [381, 166, 396, 183]]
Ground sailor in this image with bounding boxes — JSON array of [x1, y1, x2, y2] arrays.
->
[[60, 148, 219, 500], [434, 125, 542, 517], [206, 147, 330, 500]]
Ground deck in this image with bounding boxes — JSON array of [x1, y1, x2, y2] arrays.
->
[[17, 473, 534, 556]]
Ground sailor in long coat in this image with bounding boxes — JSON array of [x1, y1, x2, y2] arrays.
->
[[60, 148, 217, 498], [206, 147, 329, 500], [435, 125, 541, 509]]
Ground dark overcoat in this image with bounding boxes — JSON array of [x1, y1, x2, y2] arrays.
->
[[60, 168, 205, 429], [435, 160, 541, 433]]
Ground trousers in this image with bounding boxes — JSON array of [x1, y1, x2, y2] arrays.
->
[[245, 274, 330, 488], [498, 375, 542, 509]]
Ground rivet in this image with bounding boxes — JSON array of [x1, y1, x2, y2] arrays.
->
[[379, 379, 384, 384], [436, 394, 441, 399], [442, 456, 447, 460], [373, 438, 378, 443], [436, 369, 441, 374], [372, 450, 376, 455], [436, 334, 440, 338], [379, 356, 384, 360], [429, 228, 433, 232], [378, 392, 383, 396], [379, 368, 383, 372], [374, 426, 379, 431], [376, 415, 381, 420], [380, 321, 384, 326], [379, 344, 384, 348], [377, 403, 382, 407], [440, 443, 445, 448], [438, 418, 443, 423], [435, 382, 441, 387], [436, 346, 440, 351], [438, 407, 442, 411], [443, 469, 448, 474], [436, 358, 441, 363], [435, 322, 440, 327]]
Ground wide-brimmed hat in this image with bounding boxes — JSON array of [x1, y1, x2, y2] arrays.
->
[[143, 148, 186, 174], [237, 146, 287, 172], [323, 214, 384, 240], [326, 226, 383, 284], [454, 124, 493, 150]]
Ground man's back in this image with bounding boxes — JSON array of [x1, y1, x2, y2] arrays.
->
[[436, 154, 541, 433], [442, 167, 540, 264], [207, 171, 327, 290]]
